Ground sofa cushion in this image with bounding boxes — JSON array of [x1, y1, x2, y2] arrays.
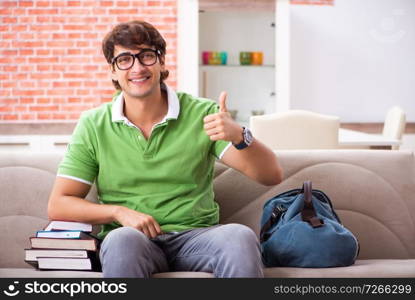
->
[[0, 164, 54, 268], [264, 259, 415, 278], [3, 260, 415, 278], [0, 268, 103, 278], [0, 216, 49, 268]]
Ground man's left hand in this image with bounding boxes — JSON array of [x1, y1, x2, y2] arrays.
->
[[203, 91, 243, 145]]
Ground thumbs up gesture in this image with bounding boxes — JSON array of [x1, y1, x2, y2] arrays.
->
[[219, 91, 228, 113], [203, 91, 244, 145]]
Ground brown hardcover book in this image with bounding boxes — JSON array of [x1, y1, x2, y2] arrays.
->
[[29, 235, 97, 251]]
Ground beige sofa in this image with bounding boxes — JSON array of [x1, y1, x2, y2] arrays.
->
[[1, 150, 414, 278]]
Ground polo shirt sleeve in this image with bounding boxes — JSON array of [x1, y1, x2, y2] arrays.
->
[[206, 103, 232, 160], [57, 113, 98, 185]]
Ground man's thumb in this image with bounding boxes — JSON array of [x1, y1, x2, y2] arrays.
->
[[219, 91, 228, 113]]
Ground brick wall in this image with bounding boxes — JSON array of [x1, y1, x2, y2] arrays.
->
[[0, 0, 332, 123], [199, 0, 334, 11], [0, 0, 177, 122]]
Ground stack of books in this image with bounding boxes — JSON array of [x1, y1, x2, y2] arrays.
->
[[25, 221, 101, 271]]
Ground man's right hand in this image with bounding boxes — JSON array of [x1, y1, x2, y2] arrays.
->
[[113, 206, 163, 239]]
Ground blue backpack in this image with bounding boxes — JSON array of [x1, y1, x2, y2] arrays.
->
[[260, 181, 359, 268]]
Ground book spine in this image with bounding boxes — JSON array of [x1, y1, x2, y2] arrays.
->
[[24, 260, 38, 269]]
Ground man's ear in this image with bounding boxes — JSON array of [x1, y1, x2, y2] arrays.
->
[[109, 64, 117, 81], [159, 55, 166, 68]]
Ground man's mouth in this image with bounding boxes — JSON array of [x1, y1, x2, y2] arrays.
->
[[129, 75, 151, 84]]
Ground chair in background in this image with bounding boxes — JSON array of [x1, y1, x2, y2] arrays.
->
[[250, 110, 340, 150], [382, 106, 406, 150]]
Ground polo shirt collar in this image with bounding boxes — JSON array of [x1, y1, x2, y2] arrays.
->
[[111, 84, 180, 126]]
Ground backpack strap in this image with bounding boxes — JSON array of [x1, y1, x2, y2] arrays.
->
[[301, 181, 324, 228]]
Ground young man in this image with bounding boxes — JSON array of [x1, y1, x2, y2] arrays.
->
[[48, 20, 283, 278]]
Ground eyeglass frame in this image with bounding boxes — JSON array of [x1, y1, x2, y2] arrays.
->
[[111, 48, 162, 70]]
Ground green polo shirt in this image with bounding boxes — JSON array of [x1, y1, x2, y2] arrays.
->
[[57, 86, 231, 239]]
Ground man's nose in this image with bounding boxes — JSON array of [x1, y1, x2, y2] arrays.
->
[[130, 56, 146, 71]]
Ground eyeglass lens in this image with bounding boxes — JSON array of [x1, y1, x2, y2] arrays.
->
[[115, 50, 157, 70]]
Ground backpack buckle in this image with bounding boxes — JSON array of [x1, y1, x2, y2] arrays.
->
[[271, 205, 287, 220]]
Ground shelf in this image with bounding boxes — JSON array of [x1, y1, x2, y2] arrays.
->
[[200, 64, 275, 68], [198, 10, 276, 117]]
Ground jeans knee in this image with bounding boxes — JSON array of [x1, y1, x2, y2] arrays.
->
[[220, 224, 259, 248], [214, 224, 263, 277], [101, 227, 148, 255]]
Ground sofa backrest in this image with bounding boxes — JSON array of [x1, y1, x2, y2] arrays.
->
[[214, 150, 415, 260], [0, 152, 97, 268], [0, 150, 414, 268]]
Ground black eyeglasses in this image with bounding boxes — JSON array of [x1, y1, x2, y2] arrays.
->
[[111, 49, 161, 70]]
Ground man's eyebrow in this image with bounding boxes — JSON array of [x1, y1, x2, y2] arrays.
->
[[115, 51, 133, 57], [115, 48, 150, 56]]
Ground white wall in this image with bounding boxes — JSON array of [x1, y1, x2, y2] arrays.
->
[[177, 0, 199, 95], [275, 0, 291, 112], [290, 0, 415, 122]]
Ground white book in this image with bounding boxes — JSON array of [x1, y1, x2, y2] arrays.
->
[[25, 249, 88, 261], [37, 257, 92, 270], [44, 221, 92, 233]]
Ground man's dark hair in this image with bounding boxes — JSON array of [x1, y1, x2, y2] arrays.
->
[[102, 20, 169, 90]]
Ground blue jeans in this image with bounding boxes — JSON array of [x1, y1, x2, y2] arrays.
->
[[99, 224, 264, 278]]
